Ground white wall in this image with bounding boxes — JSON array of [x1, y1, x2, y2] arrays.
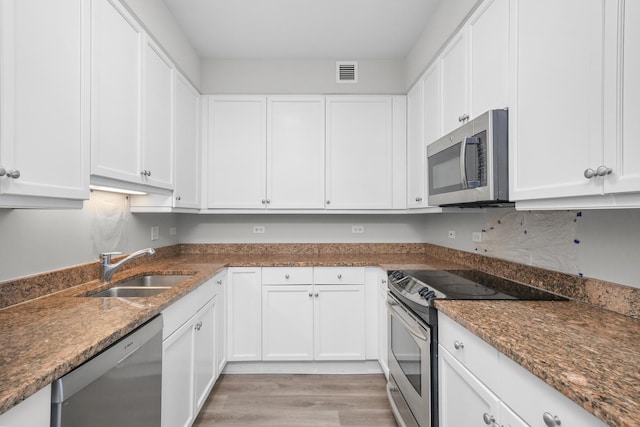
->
[[422, 208, 640, 289], [122, 0, 201, 88], [0, 192, 178, 282], [177, 214, 427, 243], [404, 0, 480, 89], [200, 59, 405, 94]]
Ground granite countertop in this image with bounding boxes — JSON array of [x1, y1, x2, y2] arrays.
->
[[435, 300, 640, 427], [1, 249, 639, 427]]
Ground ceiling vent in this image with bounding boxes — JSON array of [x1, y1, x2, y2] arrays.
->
[[336, 61, 358, 84]]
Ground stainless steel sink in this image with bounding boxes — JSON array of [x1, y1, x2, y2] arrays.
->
[[87, 274, 190, 297], [116, 274, 188, 288], [89, 287, 170, 298]]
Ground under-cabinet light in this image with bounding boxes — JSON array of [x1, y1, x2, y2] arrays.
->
[[89, 185, 147, 195]]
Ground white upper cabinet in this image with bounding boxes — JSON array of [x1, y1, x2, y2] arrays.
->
[[508, 0, 640, 208], [607, 0, 640, 195], [90, 0, 143, 186], [0, 0, 89, 207], [407, 80, 427, 209], [267, 96, 325, 209], [141, 38, 174, 190], [173, 73, 200, 208], [436, 0, 509, 138], [468, 0, 509, 117], [423, 63, 441, 148], [440, 31, 469, 136], [326, 96, 404, 210], [91, 0, 175, 192], [207, 96, 267, 209]]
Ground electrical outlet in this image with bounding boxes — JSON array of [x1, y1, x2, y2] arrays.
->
[[169, 227, 177, 236], [151, 226, 159, 241], [448, 230, 456, 239], [352, 225, 365, 234], [253, 225, 265, 234], [472, 231, 482, 242]]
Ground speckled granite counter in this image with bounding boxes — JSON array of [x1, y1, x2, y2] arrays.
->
[[1, 243, 639, 427]]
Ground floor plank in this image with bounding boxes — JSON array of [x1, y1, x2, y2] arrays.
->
[[193, 374, 398, 427]]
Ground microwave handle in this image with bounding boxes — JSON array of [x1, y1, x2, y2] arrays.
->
[[459, 136, 480, 189]]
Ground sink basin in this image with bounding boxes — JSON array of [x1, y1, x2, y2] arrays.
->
[[86, 274, 190, 298], [116, 274, 189, 288], [89, 286, 170, 298]]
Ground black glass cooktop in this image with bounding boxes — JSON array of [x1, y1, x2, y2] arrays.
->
[[388, 269, 567, 309]]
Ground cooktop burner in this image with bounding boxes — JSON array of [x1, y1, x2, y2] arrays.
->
[[388, 269, 567, 310]]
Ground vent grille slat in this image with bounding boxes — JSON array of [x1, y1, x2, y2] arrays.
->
[[336, 61, 358, 84]]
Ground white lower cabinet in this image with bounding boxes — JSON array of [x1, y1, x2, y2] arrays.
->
[[162, 275, 223, 427], [260, 267, 366, 361], [438, 313, 607, 427], [226, 267, 262, 361], [0, 384, 51, 427]]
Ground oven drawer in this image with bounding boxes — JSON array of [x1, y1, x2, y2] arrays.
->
[[314, 267, 365, 284], [262, 267, 313, 285], [438, 312, 500, 391]]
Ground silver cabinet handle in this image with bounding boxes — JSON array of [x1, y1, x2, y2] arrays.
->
[[0, 166, 5, 177], [458, 113, 469, 122], [216, 280, 223, 285], [326, 200, 331, 205], [415, 197, 422, 202], [337, 274, 342, 279], [596, 165, 612, 176], [314, 292, 319, 297], [285, 274, 290, 279], [140, 170, 151, 177], [308, 291, 313, 297], [261, 199, 266, 204], [543, 412, 561, 426], [381, 279, 387, 284], [482, 413, 495, 425], [454, 340, 464, 350], [266, 199, 271, 204], [175, 196, 181, 201], [6, 169, 20, 179], [584, 168, 595, 179], [194, 321, 203, 331]]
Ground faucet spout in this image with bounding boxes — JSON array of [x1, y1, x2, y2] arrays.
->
[[100, 248, 156, 282]]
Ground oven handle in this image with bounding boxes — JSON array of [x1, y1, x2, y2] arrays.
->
[[387, 298, 429, 342], [460, 137, 469, 189]]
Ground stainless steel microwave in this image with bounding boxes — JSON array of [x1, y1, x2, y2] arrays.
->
[[427, 109, 509, 207]]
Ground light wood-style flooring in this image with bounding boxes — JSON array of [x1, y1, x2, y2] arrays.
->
[[193, 374, 398, 427]]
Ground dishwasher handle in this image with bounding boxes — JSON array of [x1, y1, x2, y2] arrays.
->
[[51, 315, 163, 403]]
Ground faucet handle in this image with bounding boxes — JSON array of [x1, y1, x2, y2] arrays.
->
[[100, 252, 122, 263]]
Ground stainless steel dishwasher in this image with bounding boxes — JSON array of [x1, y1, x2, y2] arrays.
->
[[51, 315, 163, 427]]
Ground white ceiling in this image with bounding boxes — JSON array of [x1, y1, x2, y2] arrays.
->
[[162, 0, 442, 60]]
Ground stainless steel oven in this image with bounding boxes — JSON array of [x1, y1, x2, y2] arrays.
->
[[387, 293, 432, 427], [386, 269, 567, 427]]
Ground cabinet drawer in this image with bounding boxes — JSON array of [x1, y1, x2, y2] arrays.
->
[[438, 312, 500, 391], [497, 353, 608, 427], [314, 267, 365, 284], [162, 278, 215, 340], [262, 267, 313, 285]]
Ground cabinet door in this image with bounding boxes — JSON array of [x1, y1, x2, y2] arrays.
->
[[606, 0, 640, 194], [162, 317, 195, 427], [314, 284, 366, 360], [423, 62, 441, 147], [509, 0, 609, 201], [193, 298, 216, 413], [439, 346, 500, 427], [499, 401, 529, 427], [0, 384, 50, 427], [468, 0, 509, 118], [91, 0, 143, 183], [0, 0, 89, 201], [213, 272, 227, 375], [227, 267, 262, 361], [262, 285, 314, 360], [208, 96, 266, 208], [407, 80, 426, 209], [325, 96, 393, 209], [174, 73, 200, 208], [267, 96, 325, 209], [440, 30, 468, 135], [141, 38, 174, 189]]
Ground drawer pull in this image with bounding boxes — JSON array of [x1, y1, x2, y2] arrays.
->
[[337, 274, 342, 279], [454, 340, 464, 350], [543, 412, 561, 426], [285, 274, 290, 279]]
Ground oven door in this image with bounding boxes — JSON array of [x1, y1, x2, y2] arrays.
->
[[387, 294, 431, 427]]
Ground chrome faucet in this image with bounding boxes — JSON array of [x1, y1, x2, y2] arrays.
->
[[99, 248, 156, 282]]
